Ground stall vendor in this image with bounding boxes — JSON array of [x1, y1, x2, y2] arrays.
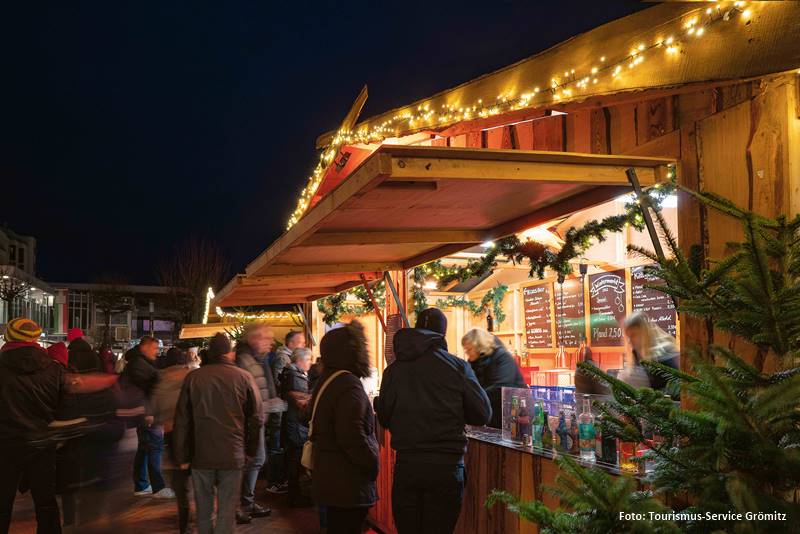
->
[[621, 311, 680, 398], [462, 328, 527, 429]]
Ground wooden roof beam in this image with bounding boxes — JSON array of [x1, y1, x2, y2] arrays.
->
[[388, 155, 661, 185], [260, 263, 403, 276], [301, 230, 487, 247]]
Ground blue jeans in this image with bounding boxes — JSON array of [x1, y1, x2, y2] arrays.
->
[[392, 461, 465, 534], [133, 424, 166, 492], [192, 469, 241, 534], [266, 413, 285, 485], [240, 425, 265, 508]]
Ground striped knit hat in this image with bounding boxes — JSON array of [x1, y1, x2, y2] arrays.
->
[[4, 317, 42, 343]]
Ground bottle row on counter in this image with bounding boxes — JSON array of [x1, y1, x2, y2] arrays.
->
[[502, 386, 673, 475]]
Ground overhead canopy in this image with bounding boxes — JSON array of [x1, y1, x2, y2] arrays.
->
[[316, 2, 800, 146], [215, 145, 672, 307]]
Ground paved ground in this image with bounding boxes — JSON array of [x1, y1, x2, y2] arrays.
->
[[7, 428, 356, 533]]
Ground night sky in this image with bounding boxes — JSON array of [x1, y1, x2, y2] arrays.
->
[[2, 1, 646, 285]]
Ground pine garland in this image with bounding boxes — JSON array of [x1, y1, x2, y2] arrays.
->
[[436, 284, 509, 325]]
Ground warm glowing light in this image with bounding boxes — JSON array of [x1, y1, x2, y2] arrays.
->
[[696, 27, 704, 37], [742, 8, 751, 19], [600, 56, 606, 62], [665, 36, 674, 45], [519, 225, 564, 249]]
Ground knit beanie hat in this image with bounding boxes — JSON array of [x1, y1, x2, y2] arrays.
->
[[47, 342, 69, 367], [67, 327, 84, 343], [4, 317, 42, 343], [415, 308, 448, 335], [208, 333, 232, 360]]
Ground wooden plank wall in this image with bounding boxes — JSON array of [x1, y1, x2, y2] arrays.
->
[[453, 439, 561, 534]]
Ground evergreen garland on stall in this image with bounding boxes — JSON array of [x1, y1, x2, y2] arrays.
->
[[316, 280, 387, 325], [436, 284, 509, 325], [487, 187, 800, 533]]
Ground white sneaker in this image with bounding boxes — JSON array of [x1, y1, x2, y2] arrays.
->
[[134, 486, 153, 496], [153, 488, 176, 499]]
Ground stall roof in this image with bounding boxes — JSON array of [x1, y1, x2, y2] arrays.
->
[[215, 145, 672, 307], [316, 2, 800, 146]]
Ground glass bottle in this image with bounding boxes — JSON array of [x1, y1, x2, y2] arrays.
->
[[518, 397, 531, 445], [578, 395, 596, 463], [556, 410, 570, 452], [569, 410, 580, 455], [541, 410, 553, 449], [618, 439, 638, 473], [532, 400, 544, 448]]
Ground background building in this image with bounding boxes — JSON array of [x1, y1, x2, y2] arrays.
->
[[53, 283, 190, 347], [0, 226, 54, 332]]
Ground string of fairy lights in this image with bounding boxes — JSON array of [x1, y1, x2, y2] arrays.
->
[[286, 1, 755, 229], [201, 286, 300, 323]]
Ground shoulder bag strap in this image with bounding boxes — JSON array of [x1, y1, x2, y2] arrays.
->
[[308, 370, 349, 440]]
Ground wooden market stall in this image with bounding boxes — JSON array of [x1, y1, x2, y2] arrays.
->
[[215, 2, 800, 533]]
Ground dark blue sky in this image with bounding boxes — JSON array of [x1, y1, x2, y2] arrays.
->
[[2, 1, 645, 284]]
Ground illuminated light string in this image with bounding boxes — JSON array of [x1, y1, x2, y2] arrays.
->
[[215, 307, 301, 322], [287, 2, 751, 228]]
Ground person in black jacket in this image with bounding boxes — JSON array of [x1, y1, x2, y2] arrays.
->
[[67, 336, 102, 374], [123, 336, 173, 498], [309, 321, 378, 534], [375, 308, 492, 534], [462, 328, 527, 429], [0, 318, 117, 534], [280, 347, 312, 507]]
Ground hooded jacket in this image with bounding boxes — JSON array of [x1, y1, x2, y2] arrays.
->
[[0, 344, 65, 446], [375, 328, 492, 464], [470, 340, 527, 429], [310, 326, 379, 508]]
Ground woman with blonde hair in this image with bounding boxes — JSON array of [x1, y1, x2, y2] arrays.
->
[[462, 328, 526, 429], [621, 311, 680, 396]]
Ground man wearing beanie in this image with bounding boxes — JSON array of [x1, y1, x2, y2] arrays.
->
[[375, 308, 491, 534], [0, 318, 117, 534], [173, 333, 264, 534]]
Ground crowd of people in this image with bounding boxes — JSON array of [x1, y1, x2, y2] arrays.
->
[[0, 305, 678, 534]]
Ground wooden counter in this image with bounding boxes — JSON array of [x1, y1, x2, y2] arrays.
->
[[368, 427, 622, 534]]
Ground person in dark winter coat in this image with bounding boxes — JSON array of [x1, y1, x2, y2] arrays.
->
[[234, 323, 277, 523], [309, 321, 379, 534], [280, 347, 312, 507], [123, 336, 172, 497], [56, 337, 124, 527], [67, 337, 102, 374], [462, 328, 527, 429], [375, 309, 492, 534], [267, 331, 306, 494], [174, 333, 263, 534], [0, 318, 117, 534]]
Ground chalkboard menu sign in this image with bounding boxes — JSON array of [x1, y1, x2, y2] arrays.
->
[[523, 283, 553, 348], [631, 265, 677, 337], [589, 270, 627, 346], [554, 278, 586, 347]]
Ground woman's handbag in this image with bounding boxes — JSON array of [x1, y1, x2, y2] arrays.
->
[[302, 369, 349, 470]]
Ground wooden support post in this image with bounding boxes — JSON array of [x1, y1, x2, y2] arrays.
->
[[295, 304, 316, 347], [627, 167, 678, 310], [360, 274, 387, 332], [384, 271, 410, 328]]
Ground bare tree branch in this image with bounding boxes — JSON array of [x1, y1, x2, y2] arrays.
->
[[0, 265, 30, 307], [156, 237, 230, 328]]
